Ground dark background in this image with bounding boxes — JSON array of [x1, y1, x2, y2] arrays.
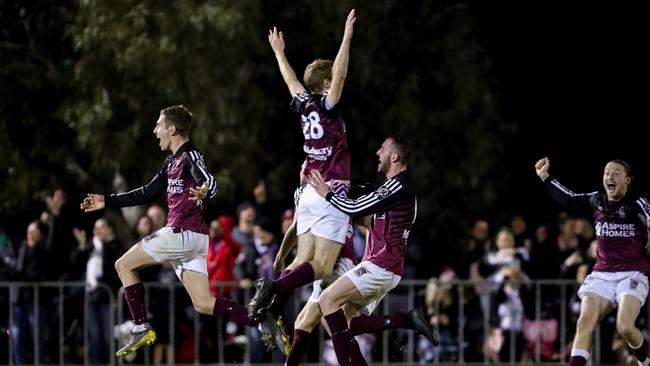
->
[[1, 1, 647, 277]]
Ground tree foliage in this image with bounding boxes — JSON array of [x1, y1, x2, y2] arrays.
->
[[1, 1, 515, 272]]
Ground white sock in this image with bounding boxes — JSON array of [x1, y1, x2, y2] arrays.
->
[[132, 322, 150, 333], [571, 347, 590, 360]]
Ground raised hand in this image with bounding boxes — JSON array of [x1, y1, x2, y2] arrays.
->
[[80, 193, 105, 212], [535, 157, 550, 181], [343, 9, 357, 42], [268, 26, 285, 53]]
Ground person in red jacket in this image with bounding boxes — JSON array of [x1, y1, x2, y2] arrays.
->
[[207, 216, 241, 297]]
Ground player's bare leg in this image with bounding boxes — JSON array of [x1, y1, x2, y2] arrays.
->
[[617, 295, 650, 365], [569, 293, 613, 365], [249, 232, 340, 319], [114, 243, 159, 358]]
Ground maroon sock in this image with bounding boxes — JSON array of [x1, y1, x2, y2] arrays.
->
[[279, 269, 292, 279], [350, 337, 368, 366], [123, 283, 147, 325], [213, 297, 256, 327], [272, 262, 315, 293], [268, 269, 294, 315], [324, 309, 352, 366], [349, 314, 404, 336], [568, 356, 587, 366], [630, 338, 649, 362], [285, 329, 311, 366]]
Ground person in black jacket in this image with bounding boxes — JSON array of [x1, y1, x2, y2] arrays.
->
[[10, 221, 51, 364], [71, 218, 126, 364]]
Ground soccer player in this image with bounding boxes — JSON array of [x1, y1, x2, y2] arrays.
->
[[535, 157, 650, 366], [80, 105, 269, 358], [249, 10, 356, 321], [308, 136, 438, 366]]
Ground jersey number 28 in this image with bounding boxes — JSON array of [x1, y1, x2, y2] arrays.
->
[[302, 112, 324, 140]]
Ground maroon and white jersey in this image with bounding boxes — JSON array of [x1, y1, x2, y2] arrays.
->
[[290, 91, 350, 182], [325, 171, 417, 275], [105, 142, 217, 234], [545, 178, 650, 273]]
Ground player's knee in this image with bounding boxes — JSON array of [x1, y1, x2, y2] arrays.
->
[[319, 289, 339, 314], [616, 320, 637, 339], [114, 257, 127, 277], [193, 298, 214, 315]]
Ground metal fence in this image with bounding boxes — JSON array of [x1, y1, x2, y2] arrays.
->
[[1, 279, 645, 365]]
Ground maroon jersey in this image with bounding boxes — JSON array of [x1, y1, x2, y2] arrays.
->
[[545, 178, 650, 273], [106, 142, 217, 234], [325, 171, 417, 275], [290, 91, 350, 182]]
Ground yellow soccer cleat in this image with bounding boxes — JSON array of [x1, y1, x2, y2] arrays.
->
[[276, 316, 291, 356], [115, 326, 157, 358]]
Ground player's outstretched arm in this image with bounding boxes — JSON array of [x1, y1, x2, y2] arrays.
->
[[535, 157, 550, 181], [326, 9, 356, 109], [269, 26, 305, 96], [80, 194, 105, 212]]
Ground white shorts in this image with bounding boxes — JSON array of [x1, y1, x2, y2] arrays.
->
[[344, 261, 402, 314], [141, 227, 209, 280], [578, 271, 649, 306], [296, 184, 349, 243]]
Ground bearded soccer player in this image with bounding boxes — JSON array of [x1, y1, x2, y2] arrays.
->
[[308, 136, 437, 366], [80, 106, 275, 358], [535, 157, 650, 366], [249, 10, 357, 327]]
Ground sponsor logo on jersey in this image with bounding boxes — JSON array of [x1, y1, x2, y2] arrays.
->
[[630, 279, 639, 290], [595, 222, 635, 238], [168, 178, 184, 194]]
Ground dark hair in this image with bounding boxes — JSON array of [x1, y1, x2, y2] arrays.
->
[[388, 135, 415, 165], [303, 59, 333, 93], [160, 105, 193, 136], [607, 159, 632, 177]]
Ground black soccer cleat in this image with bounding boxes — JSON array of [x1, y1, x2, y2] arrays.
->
[[248, 278, 275, 321], [404, 308, 439, 347]]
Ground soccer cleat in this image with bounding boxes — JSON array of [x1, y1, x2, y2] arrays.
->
[[115, 325, 157, 358], [404, 308, 439, 347], [248, 278, 274, 321], [258, 313, 290, 355]]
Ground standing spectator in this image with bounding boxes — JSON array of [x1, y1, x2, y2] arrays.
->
[[232, 201, 257, 290], [207, 216, 240, 297], [70, 218, 126, 364], [10, 221, 51, 364]]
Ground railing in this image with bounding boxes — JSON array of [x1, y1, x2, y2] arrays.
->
[[0, 279, 642, 365]]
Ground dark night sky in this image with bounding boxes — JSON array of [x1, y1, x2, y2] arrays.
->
[[469, 2, 648, 225]]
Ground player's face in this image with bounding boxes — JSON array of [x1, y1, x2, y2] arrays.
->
[[154, 115, 172, 151], [376, 138, 395, 173], [603, 162, 630, 200]]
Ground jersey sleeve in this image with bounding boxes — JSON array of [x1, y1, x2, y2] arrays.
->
[[185, 151, 217, 199], [289, 91, 310, 114], [326, 177, 410, 217], [544, 177, 597, 215], [634, 196, 650, 224], [105, 158, 168, 207]]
